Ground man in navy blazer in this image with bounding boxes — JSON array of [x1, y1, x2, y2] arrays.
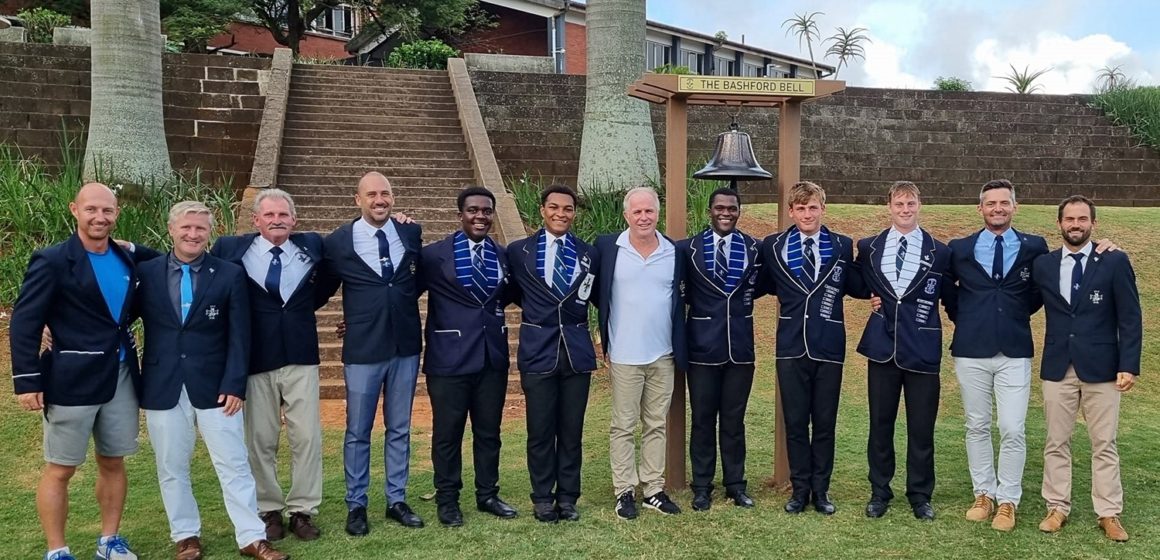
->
[[1032, 195, 1141, 542], [319, 171, 426, 533], [678, 187, 764, 512], [506, 185, 600, 523], [136, 201, 286, 560], [210, 188, 335, 541], [855, 181, 955, 521], [418, 186, 519, 527], [9, 183, 157, 560], [596, 186, 687, 519], [761, 181, 868, 516]]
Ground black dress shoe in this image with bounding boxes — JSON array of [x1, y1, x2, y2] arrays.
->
[[727, 490, 755, 508], [813, 493, 836, 515], [477, 496, 519, 518], [533, 502, 559, 523], [437, 503, 464, 527], [912, 502, 935, 521], [865, 498, 890, 518], [556, 502, 580, 522], [387, 502, 425, 528], [691, 490, 712, 512], [784, 496, 808, 514], [345, 506, 369, 536]]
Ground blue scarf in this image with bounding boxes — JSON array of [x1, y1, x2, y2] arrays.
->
[[536, 230, 577, 296], [786, 226, 832, 283], [702, 229, 745, 292], [454, 231, 498, 302]]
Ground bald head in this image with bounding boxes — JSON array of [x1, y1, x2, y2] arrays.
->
[[70, 182, 120, 250], [355, 171, 395, 228], [75, 182, 117, 205]]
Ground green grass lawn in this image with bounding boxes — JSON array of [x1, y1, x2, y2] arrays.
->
[[2, 203, 1158, 559]]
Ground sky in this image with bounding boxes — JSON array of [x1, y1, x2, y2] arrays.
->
[[645, 0, 1160, 94]]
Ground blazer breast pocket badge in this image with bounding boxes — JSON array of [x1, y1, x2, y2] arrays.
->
[[1090, 290, 1103, 305], [577, 273, 595, 301], [1020, 267, 1030, 281], [924, 278, 938, 295], [205, 305, 220, 320]]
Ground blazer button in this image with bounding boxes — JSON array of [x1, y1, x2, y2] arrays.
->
[[388, 283, 393, 287], [180, 353, 187, 359], [1069, 334, 1075, 338]]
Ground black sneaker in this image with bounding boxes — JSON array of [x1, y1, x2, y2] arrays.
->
[[643, 492, 682, 515], [615, 491, 638, 520]]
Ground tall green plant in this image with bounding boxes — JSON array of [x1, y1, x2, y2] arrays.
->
[[15, 7, 72, 43], [386, 38, 460, 69], [782, 11, 824, 77], [823, 26, 870, 79], [1092, 86, 1160, 152], [997, 64, 1051, 94], [934, 76, 972, 91]]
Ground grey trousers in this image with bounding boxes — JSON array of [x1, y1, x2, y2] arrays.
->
[[244, 364, 323, 516], [954, 354, 1030, 506]]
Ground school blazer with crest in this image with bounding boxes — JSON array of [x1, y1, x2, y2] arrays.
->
[[419, 234, 515, 376], [321, 218, 423, 365], [855, 228, 955, 374], [9, 234, 161, 406], [210, 232, 335, 374], [135, 252, 251, 410], [678, 229, 765, 366], [946, 229, 1048, 359], [506, 230, 600, 374], [761, 227, 870, 364], [1032, 248, 1141, 383]]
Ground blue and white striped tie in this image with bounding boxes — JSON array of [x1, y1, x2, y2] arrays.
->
[[470, 244, 491, 302], [552, 239, 571, 298]]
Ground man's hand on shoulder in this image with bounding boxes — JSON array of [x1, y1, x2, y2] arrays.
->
[[1094, 238, 1120, 254], [393, 212, 416, 225]]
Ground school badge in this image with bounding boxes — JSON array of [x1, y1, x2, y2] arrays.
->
[[296, 251, 311, 263], [924, 278, 938, 295], [578, 273, 595, 301], [831, 267, 843, 283], [1090, 290, 1104, 305], [1020, 267, 1030, 281], [409, 261, 417, 275], [205, 305, 220, 320]]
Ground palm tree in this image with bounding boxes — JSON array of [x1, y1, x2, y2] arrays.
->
[[576, 0, 659, 192], [996, 64, 1051, 94], [84, 0, 172, 185], [824, 26, 871, 78], [782, 11, 823, 77], [1095, 64, 1127, 92]]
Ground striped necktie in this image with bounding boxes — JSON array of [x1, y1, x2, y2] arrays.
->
[[552, 238, 571, 298], [896, 236, 908, 281], [802, 237, 817, 286], [470, 243, 491, 302], [714, 238, 729, 290]]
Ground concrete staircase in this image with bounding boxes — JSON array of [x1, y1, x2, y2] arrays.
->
[[275, 64, 519, 399]]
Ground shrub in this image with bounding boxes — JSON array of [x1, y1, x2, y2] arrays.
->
[[1092, 85, 1160, 152], [386, 39, 460, 70], [16, 7, 72, 44], [933, 76, 972, 91]]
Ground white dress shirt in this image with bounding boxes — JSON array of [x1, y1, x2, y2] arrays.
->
[[881, 226, 924, 296], [780, 230, 819, 281], [608, 230, 676, 365], [352, 218, 404, 276], [1059, 241, 1093, 305], [241, 235, 311, 304], [543, 232, 580, 286], [714, 231, 748, 269]]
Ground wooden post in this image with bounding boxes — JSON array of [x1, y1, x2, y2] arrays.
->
[[664, 96, 688, 491]]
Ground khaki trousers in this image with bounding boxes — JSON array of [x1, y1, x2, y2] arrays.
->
[[1042, 366, 1123, 517], [609, 356, 675, 498], [244, 364, 324, 516]]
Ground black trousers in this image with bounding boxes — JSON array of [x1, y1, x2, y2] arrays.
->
[[866, 360, 940, 506], [687, 362, 755, 493], [776, 356, 843, 499], [521, 359, 591, 505], [426, 367, 508, 506]]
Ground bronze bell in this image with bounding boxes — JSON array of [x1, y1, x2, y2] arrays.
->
[[693, 121, 772, 188]]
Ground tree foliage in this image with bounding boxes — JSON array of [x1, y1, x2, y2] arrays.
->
[[386, 38, 458, 69], [782, 11, 823, 77], [934, 76, 972, 91], [161, 0, 248, 53], [823, 26, 870, 78], [15, 7, 72, 43], [1095, 64, 1128, 92], [997, 64, 1051, 94]]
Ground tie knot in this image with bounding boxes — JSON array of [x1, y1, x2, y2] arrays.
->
[[554, 237, 564, 248], [375, 229, 386, 241], [718, 238, 727, 249], [804, 237, 815, 248], [181, 263, 190, 273], [1070, 252, 1084, 263], [473, 243, 483, 254], [995, 235, 1003, 246], [270, 246, 283, 256]]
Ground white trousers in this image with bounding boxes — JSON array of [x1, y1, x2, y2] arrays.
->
[[145, 387, 265, 548], [954, 354, 1031, 506]]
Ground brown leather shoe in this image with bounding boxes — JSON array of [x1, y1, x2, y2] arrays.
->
[[261, 511, 286, 541], [175, 536, 203, 560], [1098, 516, 1129, 542], [1039, 508, 1068, 533], [965, 494, 995, 521], [991, 502, 1016, 532], [240, 539, 289, 560], [289, 512, 321, 541]]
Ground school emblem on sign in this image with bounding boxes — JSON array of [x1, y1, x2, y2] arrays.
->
[[1020, 267, 1030, 281], [924, 278, 938, 295], [1090, 290, 1104, 305], [205, 305, 220, 320]]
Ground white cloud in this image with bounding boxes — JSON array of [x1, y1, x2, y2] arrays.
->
[[971, 32, 1134, 94], [856, 38, 928, 89]]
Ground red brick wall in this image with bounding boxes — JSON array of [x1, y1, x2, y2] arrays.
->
[[208, 22, 349, 59], [564, 22, 586, 74], [455, 4, 550, 57]]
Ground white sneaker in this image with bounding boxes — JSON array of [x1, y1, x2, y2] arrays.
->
[[95, 535, 137, 560]]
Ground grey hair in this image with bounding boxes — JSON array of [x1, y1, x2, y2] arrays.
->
[[167, 200, 215, 228], [252, 188, 297, 218], [979, 179, 1017, 204], [622, 186, 660, 213]]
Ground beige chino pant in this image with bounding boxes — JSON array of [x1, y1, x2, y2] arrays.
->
[[609, 356, 675, 498], [1042, 366, 1123, 518], [244, 364, 324, 516]]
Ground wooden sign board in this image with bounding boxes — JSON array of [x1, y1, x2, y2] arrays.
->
[[677, 76, 816, 96]]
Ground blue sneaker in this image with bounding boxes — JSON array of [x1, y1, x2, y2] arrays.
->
[[94, 535, 137, 560], [46, 550, 76, 560]]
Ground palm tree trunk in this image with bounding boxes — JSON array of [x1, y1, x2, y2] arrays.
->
[[84, 0, 173, 185], [576, 0, 659, 192]]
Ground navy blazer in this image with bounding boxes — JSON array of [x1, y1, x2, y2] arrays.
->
[[135, 252, 251, 410], [678, 229, 764, 366], [320, 218, 423, 364], [855, 228, 955, 374], [419, 234, 513, 376], [9, 234, 159, 406], [1032, 249, 1141, 382], [762, 227, 869, 364], [595, 232, 688, 371], [946, 229, 1048, 359], [506, 230, 600, 374], [210, 232, 336, 374]]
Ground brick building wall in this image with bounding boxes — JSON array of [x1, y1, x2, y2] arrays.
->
[[454, 4, 550, 57], [209, 22, 349, 59]]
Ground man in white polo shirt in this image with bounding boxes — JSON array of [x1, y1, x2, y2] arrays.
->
[[595, 186, 687, 520]]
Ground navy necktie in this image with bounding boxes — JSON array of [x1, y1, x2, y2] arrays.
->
[[1070, 253, 1084, 304], [470, 243, 491, 302], [896, 236, 908, 281], [714, 238, 729, 289], [992, 235, 1004, 282], [802, 237, 817, 286], [551, 238, 570, 298], [180, 263, 193, 322], [374, 229, 394, 279], [265, 246, 283, 304]]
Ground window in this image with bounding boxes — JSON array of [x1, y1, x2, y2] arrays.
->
[[645, 41, 671, 70], [681, 50, 704, 73], [766, 63, 791, 78], [712, 56, 735, 76], [314, 5, 354, 38], [742, 62, 763, 77]]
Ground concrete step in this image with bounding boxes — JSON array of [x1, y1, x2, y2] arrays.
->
[[289, 194, 458, 208], [292, 65, 449, 79], [281, 120, 464, 134], [278, 145, 467, 158], [277, 175, 476, 188], [277, 163, 472, 176], [284, 114, 461, 129], [296, 218, 462, 235], [288, 84, 452, 99], [286, 102, 459, 119], [279, 155, 471, 169], [295, 205, 457, 221], [280, 128, 466, 144]]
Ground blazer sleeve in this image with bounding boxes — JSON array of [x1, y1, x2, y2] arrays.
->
[[314, 234, 343, 308], [1113, 255, 1142, 375], [220, 269, 252, 398], [843, 240, 870, 299], [131, 243, 165, 263], [8, 250, 58, 394], [942, 244, 959, 323]]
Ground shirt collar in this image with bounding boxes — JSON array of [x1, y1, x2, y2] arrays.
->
[[889, 226, 923, 243], [616, 229, 671, 252], [544, 230, 567, 246], [253, 234, 295, 255], [1064, 241, 1093, 259], [356, 217, 396, 239], [985, 227, 1018, 244], [169, 251, 206, 271], [711, 229, 737, 246]]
